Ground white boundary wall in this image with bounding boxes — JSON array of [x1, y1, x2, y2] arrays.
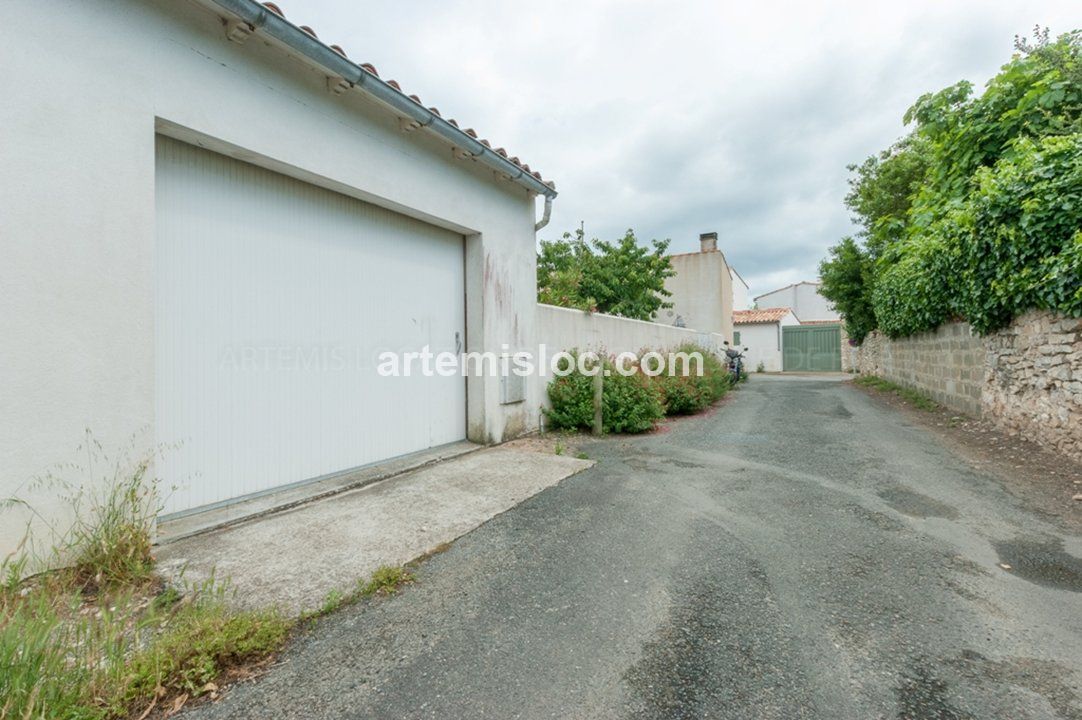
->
[[537, 304, 727, 357]]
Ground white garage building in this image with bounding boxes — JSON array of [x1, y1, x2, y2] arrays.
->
[[1, 0, 556, 552], [733, 308, 801, 373]]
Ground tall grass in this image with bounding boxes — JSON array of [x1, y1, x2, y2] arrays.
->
[[0, 575, 290, 719], [1, 430, 159, 590], [0, 433, 290, 720]]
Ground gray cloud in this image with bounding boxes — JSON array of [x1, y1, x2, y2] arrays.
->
[[291, 0, 1077, 297]]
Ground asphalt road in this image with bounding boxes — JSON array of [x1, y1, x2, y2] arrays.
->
[[188, 375, 1082, 720]]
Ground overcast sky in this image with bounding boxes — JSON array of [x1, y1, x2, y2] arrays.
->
[[291, 0, 1077, 299]]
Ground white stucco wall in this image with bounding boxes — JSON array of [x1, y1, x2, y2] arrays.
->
[[730, 268, 750, 311], [537, 304, 726, 358], [735, 311, 800, 372], [660, 251, 734, 341], [1, 0, 543, 558], [754, 282, 839, 321]]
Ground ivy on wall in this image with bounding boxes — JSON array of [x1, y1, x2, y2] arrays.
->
[[821, 29, 1082, 340]]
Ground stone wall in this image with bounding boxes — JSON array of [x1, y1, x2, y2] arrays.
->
[[840, 324, 856, 373], [857, 322, 984, 415], [983, 311, 1082, 462], [857, 311, 1082, 462]]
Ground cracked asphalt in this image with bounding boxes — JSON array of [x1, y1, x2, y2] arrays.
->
[[186, 375, 1082, 719]]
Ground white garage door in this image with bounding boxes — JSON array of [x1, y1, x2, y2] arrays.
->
[[155, 137, 466, 516]]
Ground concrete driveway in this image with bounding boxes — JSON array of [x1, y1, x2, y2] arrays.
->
[[185, 375, 1082, 719]]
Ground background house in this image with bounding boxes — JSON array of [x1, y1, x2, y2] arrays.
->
[[660, 232, 735, 343], [754, 281, 839, 321], [2, 0, 555, 556], [733, 308, 801, 372], [749, 281, 842, 372]]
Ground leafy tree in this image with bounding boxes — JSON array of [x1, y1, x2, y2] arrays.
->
[[537, 229, 675, 321], [818, 237, 877, 343], [844, 136, 932, 257], [820, 27, 1082, 340]]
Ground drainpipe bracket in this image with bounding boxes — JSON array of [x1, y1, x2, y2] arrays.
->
[[327, 76, 351, 95], [224, 18, 254, 44], [399, 116, 423, 133]]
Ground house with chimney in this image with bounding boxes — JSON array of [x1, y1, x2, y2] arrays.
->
[[659, 232, 735, 343]]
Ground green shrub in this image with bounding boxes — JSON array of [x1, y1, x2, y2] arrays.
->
[[544, 354, 596, 431], [957, 134, 1082, 333], [545, 352, 664, 434], [873, 227, 963, 338], [601, 367, 665, 433], [654, 344, 729, 414], [545, 347, 731, 432]]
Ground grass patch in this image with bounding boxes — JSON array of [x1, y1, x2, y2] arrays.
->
[[2, 435, 425, 719], [0, 574, 291, 720], [359, 565, 414, 597], [106, 583, 290, 716], [298, 563, 419, 624], [854, 375, 940, 411], [0, 435, 291, 719]]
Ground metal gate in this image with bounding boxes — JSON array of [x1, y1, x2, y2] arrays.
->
[[782, 325, 842, 372]]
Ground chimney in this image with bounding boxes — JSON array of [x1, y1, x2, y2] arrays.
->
[[699, 231, 718, 253]]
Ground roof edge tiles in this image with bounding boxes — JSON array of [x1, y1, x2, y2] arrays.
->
[[203, 0, 557, 198]]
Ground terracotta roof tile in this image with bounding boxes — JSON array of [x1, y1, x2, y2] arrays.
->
[[734, 308, 794, 325], [245, 2, 548, 187]]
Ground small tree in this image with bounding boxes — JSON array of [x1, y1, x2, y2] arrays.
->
[[537, 229, 675, 321], [818, 237, 877, 343]]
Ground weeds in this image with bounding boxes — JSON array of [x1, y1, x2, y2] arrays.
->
[[359, 565, 413, 597], [554, 441, 565, 456], [1, 429, 159, 591], [115, 591, 290, 712], [1, 433, 424, 720], [0, 573, 290, 720], [854, 375, 940, 411], [0, 433, 289, 720]]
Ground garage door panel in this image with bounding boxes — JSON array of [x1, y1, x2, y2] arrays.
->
[[155, 137, 466, 515], [782, 325, 842, 372]]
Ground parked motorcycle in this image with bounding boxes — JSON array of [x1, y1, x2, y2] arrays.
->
[[723, 341, 749, 382]]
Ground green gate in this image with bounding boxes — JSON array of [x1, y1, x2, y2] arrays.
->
[[782, 325, 842, 372]]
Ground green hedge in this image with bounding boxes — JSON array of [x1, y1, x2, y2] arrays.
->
[[545, 345, 730, 434], [958, 135, 1082, 333], [874, 133, 1082, 336], [825, 32, 1082, 341], [654, 343, 731, 415]]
